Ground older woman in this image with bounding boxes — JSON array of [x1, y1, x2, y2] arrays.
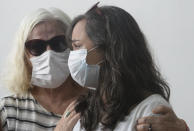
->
[[55, 3, 189, 131], [0, 6, 189, 131], [0, 8, 86, 131]]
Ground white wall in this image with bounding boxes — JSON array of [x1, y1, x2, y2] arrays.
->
[[0, 0, 193, 130]]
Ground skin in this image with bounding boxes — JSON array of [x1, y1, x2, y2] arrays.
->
[[71, 19, 104, 64], [0, 20, 87, 130], [27, 20, 87, 115], [54, 19, 104, 131], [136, 105, 187, 131], [54, 19, 187, 131], [54, 101, 81, 131]]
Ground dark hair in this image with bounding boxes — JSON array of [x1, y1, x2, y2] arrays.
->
[[67, 5, 170, 131]]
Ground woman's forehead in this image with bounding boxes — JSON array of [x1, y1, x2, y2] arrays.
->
[[72, 19, 87, 41], [28, 21, 65, 40]]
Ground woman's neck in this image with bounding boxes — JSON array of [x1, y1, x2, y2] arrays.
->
[[31, 76, 88, 115]]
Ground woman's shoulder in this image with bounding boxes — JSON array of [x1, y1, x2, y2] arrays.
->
[[131, 94, 171, 117], [0, 93, 61, 130], [114, 94, 171, 131], [1, 92, 33, 100], [140, 94, 169, 106], [0, 93, 38, 129], [0, 92, 36, 108]]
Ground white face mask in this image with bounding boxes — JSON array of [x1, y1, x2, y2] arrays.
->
[[30, 49, 70, 88], [68, 47, 102, 90]]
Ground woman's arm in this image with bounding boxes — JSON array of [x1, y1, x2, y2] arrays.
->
[[136, 105, 189, 131]]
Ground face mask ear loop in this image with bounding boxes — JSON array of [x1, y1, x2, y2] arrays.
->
[[88, 46, 99, 54], [87, 46, 104, 65], [96, 60, 104, 65]]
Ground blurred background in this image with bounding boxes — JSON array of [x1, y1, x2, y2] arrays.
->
[[0, 0, 193, 130]]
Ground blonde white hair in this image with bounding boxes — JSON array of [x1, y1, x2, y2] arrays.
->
[[1, 8, 71, 94]]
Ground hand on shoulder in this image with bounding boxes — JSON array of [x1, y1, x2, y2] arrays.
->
[[136, 105, 188, 131]]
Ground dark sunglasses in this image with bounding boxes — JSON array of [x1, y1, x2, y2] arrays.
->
[[25, 35, 67, 56]]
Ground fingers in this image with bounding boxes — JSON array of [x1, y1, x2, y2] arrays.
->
[[56, 110, 80, 131], [67, 100, 77, 110], [63, 100, 78, 117], [67, 100, 78, 109], [68, 113, 80, 128], [136, 124, 150, 131], [63, 110, 80, 131], [136, 106, 179, 131], [136, 123, 164, 131], [152, 105, 172, 115], [137, 115, 163, 125], [65, 110, 80, 124], [152, 105, 178, 122], [54, 99, 80, 131], [64, 110, 76, 120]]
